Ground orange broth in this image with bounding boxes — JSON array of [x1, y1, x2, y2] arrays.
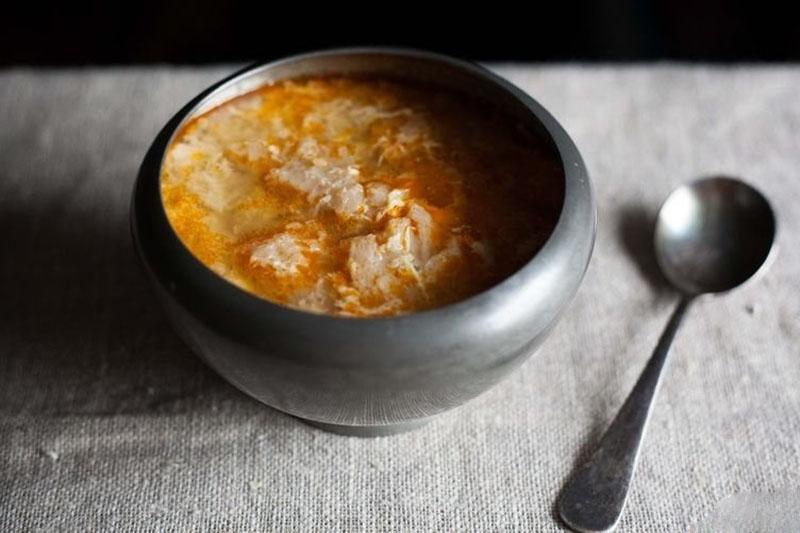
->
[[161, 76, 563, 317]]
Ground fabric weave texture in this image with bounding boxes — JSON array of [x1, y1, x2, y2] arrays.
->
[[1, 65, 799, 532]]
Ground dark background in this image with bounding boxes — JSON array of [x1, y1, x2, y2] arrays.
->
[[3, 1, 799, 65]]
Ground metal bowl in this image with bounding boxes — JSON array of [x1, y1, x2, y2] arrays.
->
[[131, 48, 595, 436]]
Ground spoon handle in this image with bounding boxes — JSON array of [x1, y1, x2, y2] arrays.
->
[[558, 297, 693, 533]]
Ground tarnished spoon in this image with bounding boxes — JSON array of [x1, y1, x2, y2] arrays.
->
[[559, 177, 776, 532]]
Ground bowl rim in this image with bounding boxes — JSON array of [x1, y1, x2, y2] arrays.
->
[[133, 46, 595, 332]]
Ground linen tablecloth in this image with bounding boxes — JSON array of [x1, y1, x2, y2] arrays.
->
[[1, 64, 799, 532]]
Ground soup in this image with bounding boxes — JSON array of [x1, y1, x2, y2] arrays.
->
[[160, 76, 563, 317]]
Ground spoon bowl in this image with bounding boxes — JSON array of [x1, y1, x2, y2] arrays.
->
[[655, 176, 776, 295]]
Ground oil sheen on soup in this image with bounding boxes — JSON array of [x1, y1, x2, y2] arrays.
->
[[160, 76, 564, 317]]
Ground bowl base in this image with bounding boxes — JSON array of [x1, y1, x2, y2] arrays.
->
[[298, 417, 430, 437]]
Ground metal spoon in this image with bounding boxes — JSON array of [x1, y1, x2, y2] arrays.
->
[[558, 177, 776, 532]]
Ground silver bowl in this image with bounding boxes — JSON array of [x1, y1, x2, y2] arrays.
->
[[131, 48, 596, 436]]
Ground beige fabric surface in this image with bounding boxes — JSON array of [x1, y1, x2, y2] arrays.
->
[[1, 65, 799, 532]]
